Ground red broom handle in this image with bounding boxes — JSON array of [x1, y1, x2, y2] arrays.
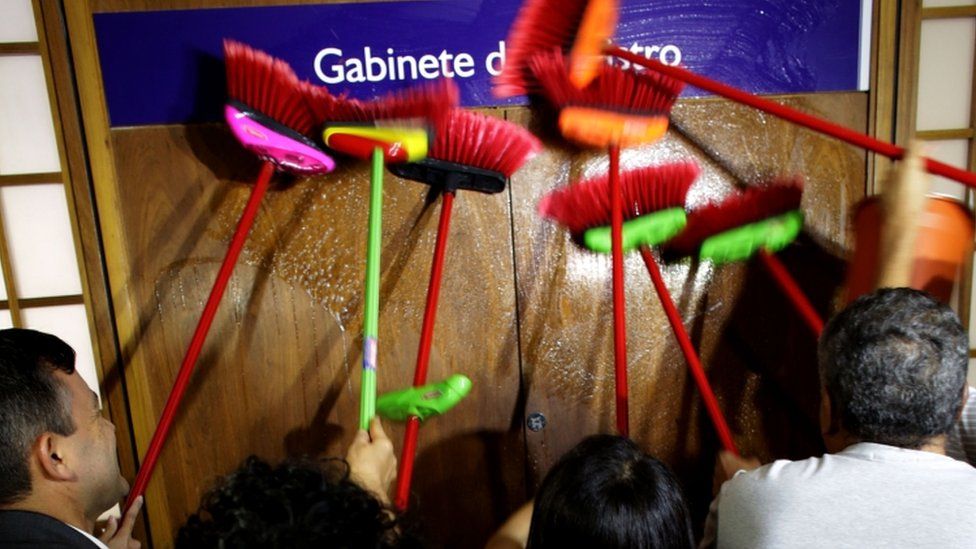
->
[[609, 47, 976, 189], [758, 251, 824, 336], [124, 161, 275, 512], [394, 191, 455, 510], [639, 246, 739, 455], [610, 145, 629, 437]]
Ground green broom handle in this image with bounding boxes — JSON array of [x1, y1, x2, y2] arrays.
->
[[361, 147, 383, 430]]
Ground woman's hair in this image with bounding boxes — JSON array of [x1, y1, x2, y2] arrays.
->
[[176, 455, 418, 548], [526, 435, 693, 549]]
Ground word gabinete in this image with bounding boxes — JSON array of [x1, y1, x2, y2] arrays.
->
[[313, 41, 682, 85]]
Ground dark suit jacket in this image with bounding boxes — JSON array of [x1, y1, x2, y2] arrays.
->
[[0, 510, 99, 548]]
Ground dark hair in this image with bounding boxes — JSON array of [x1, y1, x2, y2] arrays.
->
[[819, 287, 968, 448], [0, 328, 77, 505], [177, 456, 419, 548], [526, 435, 693, 549]]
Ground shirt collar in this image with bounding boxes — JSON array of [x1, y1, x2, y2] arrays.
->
[[66, 523, 110, 549], [840, 441, 960, 464]]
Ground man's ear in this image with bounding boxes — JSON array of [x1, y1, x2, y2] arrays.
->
[[820, 385, 840, 437], [35, 433, 78, 482], [958, 385, 970, 422]]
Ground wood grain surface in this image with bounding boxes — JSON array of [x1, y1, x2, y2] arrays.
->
[[109, 122, 525, 546], [101, 92, 865, 546]]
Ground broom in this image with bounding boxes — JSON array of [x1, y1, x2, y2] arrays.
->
[[540, 162, 740, 455], [527, 49, 682, 436], [493, 0, 616, 96], [303, 80, 458, 430], [610, 48, 976, 188], [664, 180, 824, 335], [383, 108, 539, 510], [124, 40, 335, 511]]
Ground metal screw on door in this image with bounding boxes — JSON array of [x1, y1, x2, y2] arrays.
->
[[526, 412, 546, 432]]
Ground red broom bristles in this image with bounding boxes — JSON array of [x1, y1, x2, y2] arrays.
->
[[428, 109, 541, 177], [528, 49, 684, 115], [665, 179, 803, 255], [224, 39, 317, 136], [538, 161, 699, 234], [493, 0, 592, 97], [303, 78, 458, 128]]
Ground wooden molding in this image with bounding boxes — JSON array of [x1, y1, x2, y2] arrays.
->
[[921, 6, 976, 20], [0, 172, 62, 185], [41, 0, 151, 544], [0, 42, 40, 54]]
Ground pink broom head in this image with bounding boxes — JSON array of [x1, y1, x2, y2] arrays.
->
[[428, 108, 542, 177], [223, 40, 334, 175], [302, 78, 459, 130], [493, 0, 618, 97], [528, 49, 684, 148], [224, 39, 317, 136], [538, 160, 700, 234], [664, 178, 804, 255]]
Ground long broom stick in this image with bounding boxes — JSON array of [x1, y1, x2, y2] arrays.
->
[[609, 48, 976, 188]]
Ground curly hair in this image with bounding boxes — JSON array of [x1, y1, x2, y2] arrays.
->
[[176, 456, 419, 548], [819, 288, 968, 448]]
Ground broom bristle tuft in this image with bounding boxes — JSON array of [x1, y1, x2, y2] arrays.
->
[[303, 79, 459, 128], [529, 49, 684, 114], [428, 109, 541, 177], [665, 178, 804, 255], [493, 0, 592, 98], [223, 39, 316, 136], [539, 161, 700, 233]]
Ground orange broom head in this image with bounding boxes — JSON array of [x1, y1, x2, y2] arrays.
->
[[528, 49, 683, 148], [493, 0, 587, 98], [538, 161, 700, 234], [664, 178, 804, 255], [569, 0, 619, 89], [223, 39, 317, 136], [388, 108, 541, 194], [303, 78, 459, 130]]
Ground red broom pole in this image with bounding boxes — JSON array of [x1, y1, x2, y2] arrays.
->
[[609, 48, 976, 189], [609, 144, 629, 437], [639, 246, 739, 455], [758, 251, 824, 336], [124, 161, 275, 511], [394, 191, 455, 510]]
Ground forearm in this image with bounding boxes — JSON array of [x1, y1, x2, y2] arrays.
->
[[485, 501, 534, 549]]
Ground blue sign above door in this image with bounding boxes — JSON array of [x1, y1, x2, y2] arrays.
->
[[93, 0, 868, 127]]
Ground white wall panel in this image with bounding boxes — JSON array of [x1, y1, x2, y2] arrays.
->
[[925, 139, 971, 200], [0, 55, 60, 175], [0, 1, 37, 43], [22, 304, 99, 403], [917, 19, 976, 131], [0, 184, 82, 298]]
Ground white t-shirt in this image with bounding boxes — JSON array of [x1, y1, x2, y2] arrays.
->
[[701, 442, 976, 549]]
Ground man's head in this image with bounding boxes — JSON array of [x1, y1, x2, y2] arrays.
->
[[818, 288, 968, 449], [0, 328, 127, 523]]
